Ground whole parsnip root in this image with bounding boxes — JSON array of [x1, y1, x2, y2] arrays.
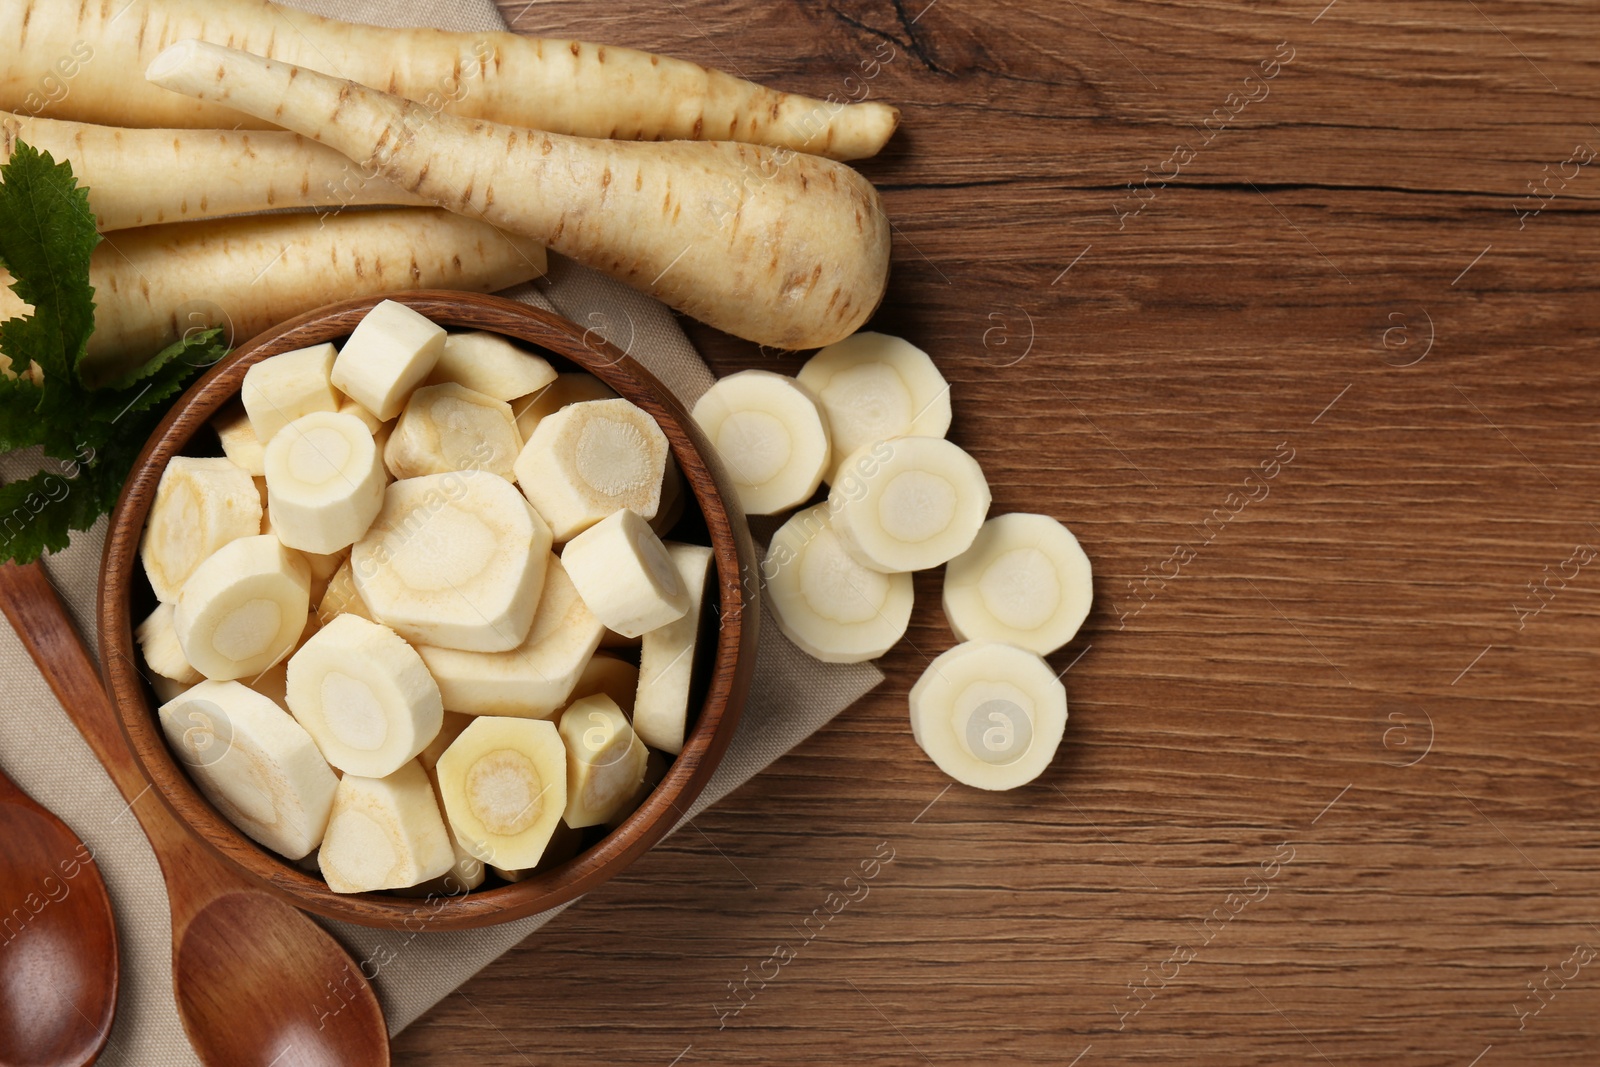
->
[[147, 42, 891, 350], [0, 209, 547, 381], [0, 0, 898, 161], [0, 111, 425, 231]]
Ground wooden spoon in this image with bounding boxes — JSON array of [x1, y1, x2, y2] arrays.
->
[[0, 560, 390, 1067], [0, 765, 117, 1067]]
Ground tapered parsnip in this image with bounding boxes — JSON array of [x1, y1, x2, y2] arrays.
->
[[0, 0, 897, 161], [0, 110, 424, 231], [147, 43, 890, 350], [0, 209, 546, 380]]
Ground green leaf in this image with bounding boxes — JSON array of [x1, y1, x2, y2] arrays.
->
[[0, 373, 47, 452]]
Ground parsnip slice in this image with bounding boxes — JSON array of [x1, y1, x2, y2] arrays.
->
[[263, 410, 387, 554], [561, 509, 689, 639], [137, 601, 201, 685], [909, 641, 1067, 791], [798, 332, 950, 482], [315, 558, 375, 627], [829, 437, 991, 573], [428, 331, 557, 402], [242, 610, 319, 707], [241, 342, 340, 445], [558, 695, 649, 827], [513, 398, 669, 541], [318, 761, 455, 893], [351, 470, 551, 652], [174, 534, 311, 680], [943, 513, 1093, 656], [330, 299, 446, 421], [384, 383, 521, 481], [690, 370, 831, 515], [633, 543, 713, 754], [435, 717, 568, 869], [416, 554, 605, 718], [764, 504, 912, 664], [140, 456, 262, 602], [569, 652, 640, 714], [418, 711, 474, 772], [284, 614, 444, 778], [511, 372, 618, 442], [159, 680, 338, 860], [213, 399, 266, 477]]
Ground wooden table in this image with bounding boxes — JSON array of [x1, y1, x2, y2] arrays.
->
[[397, 2, 1600, 1062]]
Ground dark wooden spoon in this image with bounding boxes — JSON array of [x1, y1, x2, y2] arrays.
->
[[0, 765, 117, 1067], [0, 560, 389, 1067]]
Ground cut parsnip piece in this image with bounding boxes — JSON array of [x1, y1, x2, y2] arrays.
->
[[159, 680, 338, 860], [175, 535, 311, 680], [315, 559, 375, 627], [352, 470, 551, 652], [605, 749, 669, 830], [243, 611, 319, 707], [284, 614, 444, 778], [394, 837, 486, 899], [513, 398, 669, 541], [829, 437, 991, 573], [691, 370, 831, 515], [633, 543, 713, 755], [570, 652, 640, 714], [436, 717, 567, 869], [416, 554, 605, 718], [331, 300, 446, 421], [337, 396, 384, 435], [318, 761, 454, 893], [213, 400, 266, 477], [650, 454, 686, 536], [263, 411, 386, 554], [384, 383, 520, 481], [943, 513, 1093, 656], [798, 332, 950, 481], [137, 601, 201, 685], [419, 711, 474, 772], [558, 695, 649, 827], [241, 342, 340, 444], [511, 372, 617, 442], [140, 456, 262, 602], [909, 641, 1067, 791], [428, 331, 557, 402], [765, 504, 912, 664], [561, 509, 689, 639]]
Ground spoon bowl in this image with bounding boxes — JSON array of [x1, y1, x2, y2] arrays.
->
[[0, 771, 116, 1067]]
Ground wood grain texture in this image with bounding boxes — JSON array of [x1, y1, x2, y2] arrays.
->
[[388, 1, 1600, 1062]]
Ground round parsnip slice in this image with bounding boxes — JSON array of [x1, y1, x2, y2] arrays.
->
[[416, 554, 606, 717], [428, 331, 557, 402], [513, 398, 669, 541], [764, 504, 912, 664], [798, 332, 950, 482], [315, 558, 375, 627], [241, 342, 341, 444], [331, 300, 447, 420], [337, 395, 385, 434], [418, 711, 475, 772], [137, 601, 201, 685], [558, 694, 649, 827], [352, 470, 551, 652], [561, 509, 689, 638], [213, 399, 265, 476], [285, 614, 444, 778], [633, 543, 713, 754], [175, 535, 311, 680], [319, 761, 455, 893], [159, 680, 338, 860], [263, 410, 386, 554], [690, 370, 831, 515], [510, 372, 617, 442], [943, 514, 1093, 656], [436, 717, 568, 869], [909, 641, 1067, 791], [829, 437, 991, 573], [140, 456, 263, 602], [384, 383, 521, 481], [570, 652, 640, 713]]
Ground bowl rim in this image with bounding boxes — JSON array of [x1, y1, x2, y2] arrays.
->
[[97, 290, 759, 930]]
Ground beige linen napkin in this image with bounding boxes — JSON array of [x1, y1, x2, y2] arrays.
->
[[0, 3, 882, 1061]]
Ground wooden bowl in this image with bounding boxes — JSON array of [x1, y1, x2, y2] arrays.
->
[[98, 292, 759, 929]]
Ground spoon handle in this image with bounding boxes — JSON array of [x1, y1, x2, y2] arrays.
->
[[0, 560, 231, 912]]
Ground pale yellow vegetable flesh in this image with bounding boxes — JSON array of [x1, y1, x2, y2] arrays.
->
[[145, 42, 890, 350], [0, 0, 896, 160], [0, 110, 424, 231], [0, 209, 547, 382]]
